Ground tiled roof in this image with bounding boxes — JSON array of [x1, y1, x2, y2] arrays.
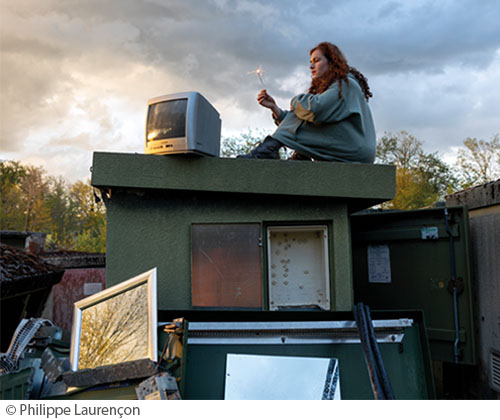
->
[[0, 244, 64, 297]]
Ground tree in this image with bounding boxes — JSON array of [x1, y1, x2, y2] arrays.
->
[[0, 160, 106, 252], [376, 131, 458, 210], [20, 165, 51, 232], [221, 128, 292, 159], [70, 180, 106, 253], [390, 167, 442, 210], [376, 130, 422, 168], [455, 135, 500, 188], [78, 284, 148, 369], [44, 176, 79, 249], [0, 161, 26, 230], [0, 162, 50, 232], [221, 128, 262, 157]]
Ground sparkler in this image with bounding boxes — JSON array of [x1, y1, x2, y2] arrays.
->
[[249, 65, 265, 88]]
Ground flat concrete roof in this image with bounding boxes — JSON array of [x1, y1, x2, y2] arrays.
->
[[91, 152, 395, 209]]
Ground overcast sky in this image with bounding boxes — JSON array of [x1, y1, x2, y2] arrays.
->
[[1, 0, 499, 182]]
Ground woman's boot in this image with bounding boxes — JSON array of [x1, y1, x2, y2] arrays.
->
[[237, 136, 282, 159]]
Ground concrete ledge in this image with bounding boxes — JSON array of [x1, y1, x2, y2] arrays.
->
[[62, 359, 156, 388], [91, 152, 395, 203]]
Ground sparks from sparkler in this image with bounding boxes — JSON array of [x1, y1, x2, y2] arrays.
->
[[248, 65, 265, 88]]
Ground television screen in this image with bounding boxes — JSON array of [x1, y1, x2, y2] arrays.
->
[[147, 99, 187, 141]]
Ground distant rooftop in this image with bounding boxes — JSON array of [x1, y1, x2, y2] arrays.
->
[[0, 244, 64, 298], [1, 231, 105, 268], [41, 250, 105, 268]]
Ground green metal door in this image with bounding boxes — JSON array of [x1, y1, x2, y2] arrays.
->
[[351, 206, 476, 365]]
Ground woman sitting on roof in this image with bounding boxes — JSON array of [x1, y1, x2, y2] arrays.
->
[[238, 42, 376, 163]]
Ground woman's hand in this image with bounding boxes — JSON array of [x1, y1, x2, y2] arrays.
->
[[257, 89, 281, 119], [257, 89, 276, 109]]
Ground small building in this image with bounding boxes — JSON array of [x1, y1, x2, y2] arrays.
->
[[84, 153, 444, 400], [0, 231, 106, 335], [41, 251, 106, 333], [91, 152, 396, 312], [0, 231, 47, 254]]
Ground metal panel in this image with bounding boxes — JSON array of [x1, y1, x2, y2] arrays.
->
[[351, 206, 476, 364], [188, 319, 413, 344], [491, 349, 500, 393], [183, 314, 433, 400], [0, 368, 32, 400], [267, 226, 330, 310]]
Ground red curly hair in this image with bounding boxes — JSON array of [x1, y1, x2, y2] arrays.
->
[[308, 42, 372, 101]]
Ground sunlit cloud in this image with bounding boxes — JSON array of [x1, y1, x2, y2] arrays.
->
[[1, 0, 499, 182]]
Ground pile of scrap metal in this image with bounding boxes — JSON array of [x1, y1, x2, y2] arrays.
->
[[0, 318, 71, 399], [60, 318, 185, 400], [135, 372, 181, 400], [136, 318, 185, 400], [0, 317, 185, 400]]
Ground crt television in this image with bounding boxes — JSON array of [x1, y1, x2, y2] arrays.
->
[[145, 91, 221, 157]]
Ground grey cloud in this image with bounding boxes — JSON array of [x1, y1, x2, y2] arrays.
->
[[1, 33, 64, 59], [1, 0, 499, 179], [349, 1, 500, 73], [30, 0, 194, 23], [0, 52, 73, 152]]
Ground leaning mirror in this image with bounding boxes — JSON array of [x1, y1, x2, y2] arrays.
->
[[224, 354, 341, 400], [70, 268, 157, 371]]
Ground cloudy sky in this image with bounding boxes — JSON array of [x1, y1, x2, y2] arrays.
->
[[1, 0, 499, 182]]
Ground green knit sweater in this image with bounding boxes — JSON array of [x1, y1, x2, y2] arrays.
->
[[272, 74, 376, 163]]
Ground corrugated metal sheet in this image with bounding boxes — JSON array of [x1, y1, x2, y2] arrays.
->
[[446, 179, 500, 209], [446, 179, 500, 397]]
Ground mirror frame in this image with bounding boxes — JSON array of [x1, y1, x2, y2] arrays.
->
[[70, 268, 158, 371]]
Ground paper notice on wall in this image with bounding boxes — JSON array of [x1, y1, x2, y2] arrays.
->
[[367, 244, 391, 283], [83, 282, 103, 296]]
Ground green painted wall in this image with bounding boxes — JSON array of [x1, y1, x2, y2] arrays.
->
[[105, 190, 354, 310]]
